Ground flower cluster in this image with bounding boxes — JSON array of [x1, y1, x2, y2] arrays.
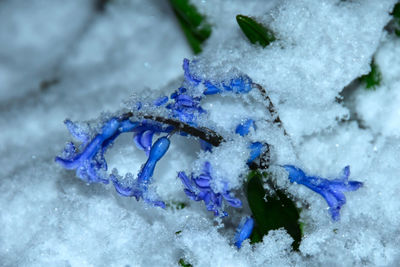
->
[[56, 57, 363, 252], [178, 161, 242, 217], [283, 165, 363, 221], [56, 58, 257, 213]]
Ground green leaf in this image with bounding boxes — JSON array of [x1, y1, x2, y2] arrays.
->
[[359, 60, 382, 90], [391, 3, 400, 37], [166, 201, 187, 210], [169, 0, 212, 54], [236, 15, 276, 48], [179, 258, 193, 267], [392, 2, 400, 19], [246, 171, 302, 250]]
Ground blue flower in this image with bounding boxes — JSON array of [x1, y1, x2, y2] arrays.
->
[[183, 58, 254, 95], [283, 165, 363, 221], [110, 136, 171, 208], [178, 162, 242, 217], [167, 87, 205, 125], [55, 118, 139, 184], [234, 216, 255, 248], [132, 120, 172, 156], [234, 119, 266, 165]]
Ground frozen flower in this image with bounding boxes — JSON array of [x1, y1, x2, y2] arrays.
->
[[55, 118, 139, 184], [203, 75, 253, 95], [178, 161, 242, 217], [183, 58, 253, 95], [167, 87, 205, 125], [247, 142, 264, 165], [132, 120, 172, 156], [235, 119, 255, 136], [110, 136, 171, 208], [153, 96, 169, 106], [64, 119, 90, 147], [283, 165, 363, 221], [234, 119, 267, 165], [199, 139, 212, 152], [234, 216, 255, 249]]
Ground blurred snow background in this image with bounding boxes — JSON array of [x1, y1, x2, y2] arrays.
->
[[0, 0, 400, 266]]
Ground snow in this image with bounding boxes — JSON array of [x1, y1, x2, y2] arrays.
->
[[1, 0, 400, 266]]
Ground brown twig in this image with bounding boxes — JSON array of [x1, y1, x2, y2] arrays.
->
[[120, 112, 224, 147]]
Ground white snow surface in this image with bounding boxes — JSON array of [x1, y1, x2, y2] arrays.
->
[[1, 0, 400, 266]]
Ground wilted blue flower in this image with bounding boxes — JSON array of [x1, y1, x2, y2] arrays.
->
[[55, 118, 139, 184], [110, 136, 171, 208], [283, 165, 363, 221], [178, 161, 242, 217], [234, 216, 255, 249]]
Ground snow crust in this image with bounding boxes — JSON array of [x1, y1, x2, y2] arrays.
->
[[1, 0, 400, 266]]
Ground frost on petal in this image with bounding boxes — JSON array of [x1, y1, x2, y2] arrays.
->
[[183, 58, 201, 85], [235, 119, 255, 136], [178, 162, 242, 217], [283, 165, 363, 221], [109, 137, 170, 208], [64, 119, 90, 146], [234, 216, 255, 249], [55, 118, 139, 184], [153, 96, 168, 106]]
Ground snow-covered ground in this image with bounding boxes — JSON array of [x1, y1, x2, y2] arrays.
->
[[1, 0, 399, 266]]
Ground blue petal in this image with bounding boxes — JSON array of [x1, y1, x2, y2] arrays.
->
[[283, 165, 363, 221], [140, 130, 154, 154], [134, 132, 146, 151], [178, 172, 195, 192], [235, 119, 255, 136], [110, 174, 136, 197], [229, 76, 253, 94], [199, 140, 213, 152], [203, 161, 212, 175], [56, 118, 140, 184], [247, 142, 264, 164], [341, 165, 350, 180], [176, 94, 195, 106], [283, 165, 307, 184], [194, 177, 211, 188], [203, 81, 222, 95], [183, 58, 201, 85], [177, 162, 242, 216], [234, 216, 255, 249], [65, 119, 90, 144], [154, 96, 169, 106], [222, 193, 242, 208]]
